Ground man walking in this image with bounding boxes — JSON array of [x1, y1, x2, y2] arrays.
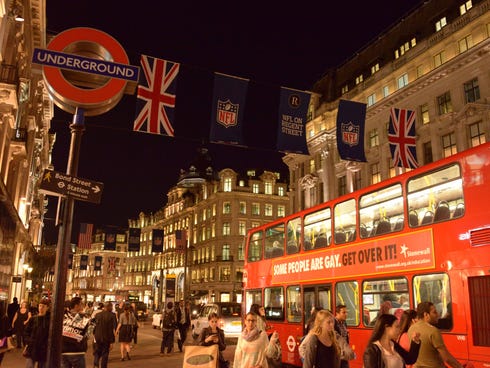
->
[[408, 301, 466, 368], [334, 304, 351, 368], [160, 301, 176, 356], [93, 302, 117, 368], [176, 299, 191, 352], [7, 297, 19, 326], [61, 297, 93, 368]]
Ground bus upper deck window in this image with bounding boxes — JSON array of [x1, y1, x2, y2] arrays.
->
[[407, 164, 464, 226]]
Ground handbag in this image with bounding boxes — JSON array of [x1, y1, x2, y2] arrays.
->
[[183, 344, 219, 368]]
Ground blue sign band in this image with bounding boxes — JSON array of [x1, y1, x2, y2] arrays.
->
[[33, 48, 139, 82]]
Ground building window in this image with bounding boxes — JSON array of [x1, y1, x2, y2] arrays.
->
[[394, 38, 416, 59], [442, 133, 457, 158], [338, 176, 347, 197], [435, 17, 447, 31], [434, 51, 446, 68], [416, 65, 424, 78], [469, 121, 485, 147], [369, 129, 379, 148], [355, 74, 363, 85], [223, 177, 232, 192], [277, 205, 285, 217], [238, 244, 244, 261], [397, 73, 408, 89], [437, 92, 452, 115], [239, 201, 246, 214], [371, 63, 380, 75], [252, 203, 260, 215], [341, 84, 349, 94], [459, 35, 473, 53], [222, 244, 230, 261], [370, 163, 381, 185], [423, 141, 433, 165], [265, 204, 273, 217], [223, 202, 231, 214], [252, 183, 259, 194], [460, 1, 472, 15], [464, 78, 480, 103], [388, 159, 396, 178], [353, 171, 361, 191], [238, 221, 246, 236], [220, 266, 231, 282], [367, 93, 376, 107], [264, 181, 273, 195], [382, 86, 390, 98], [420, 103, 430, 124], [310, 158, 315, 174], [222, 223, 231, 236], [278, 187, 285, 196]]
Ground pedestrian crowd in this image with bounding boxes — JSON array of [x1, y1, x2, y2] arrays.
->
[[0, 296, 472, 368]]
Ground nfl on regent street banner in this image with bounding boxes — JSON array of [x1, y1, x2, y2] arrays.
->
[[94, 256, 102, 271], [209, 72, 249, 145], [104, 231, 117, 251], [128, 228, 141, 252], [276, 87, 311, 154], [336, 99, 367, 162], [152, 229, 164, 253]]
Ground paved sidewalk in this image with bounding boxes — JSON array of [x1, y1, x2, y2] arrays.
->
[[2, 322, 237, 368]]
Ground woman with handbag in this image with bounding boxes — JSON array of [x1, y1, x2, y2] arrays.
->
[[115, 304, 136, 361], [11, 301, 31, 349], [199, 312, 228, 368]]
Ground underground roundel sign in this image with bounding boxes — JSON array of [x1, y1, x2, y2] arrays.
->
[[32, 27, 139, 116]]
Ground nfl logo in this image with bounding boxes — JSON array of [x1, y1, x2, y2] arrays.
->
[[217, 99, 238, 127], [154, 237, 162, 246], [341, 122, 359, 147], [106, 233, 115, 243]]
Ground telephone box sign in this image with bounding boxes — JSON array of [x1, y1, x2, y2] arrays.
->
[[32, 27, 139, 116]]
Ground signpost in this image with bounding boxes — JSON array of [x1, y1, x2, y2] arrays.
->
[[39, 169, 104, 204], [32, 27, 138, 368]]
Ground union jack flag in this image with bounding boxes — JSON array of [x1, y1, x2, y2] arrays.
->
[[388, 107, 418, 169], [107, 257, 117, 273], [133, 55, 180, 136]]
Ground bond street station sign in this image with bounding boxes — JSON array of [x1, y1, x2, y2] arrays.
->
[[32, 27, 139, 116], [39, 169, 104, 204]]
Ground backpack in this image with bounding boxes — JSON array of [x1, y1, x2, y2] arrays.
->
[[162, 310, 176, 329]]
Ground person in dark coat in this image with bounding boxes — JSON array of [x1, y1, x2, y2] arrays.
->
[[6, 297, 19, 327], [0, 303, 10, 367], [175, 299, 191, 352], [93, 302, 117, 368], [24, 299, 50, 368]]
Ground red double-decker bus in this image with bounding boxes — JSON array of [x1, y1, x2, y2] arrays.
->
[[243, 143, 490, 368]]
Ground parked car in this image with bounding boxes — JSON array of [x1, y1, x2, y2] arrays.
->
[[132, 301, 149, 321], [191, 302, 242, 339]]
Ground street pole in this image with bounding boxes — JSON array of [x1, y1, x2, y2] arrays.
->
[[46, 108, 85, 368]]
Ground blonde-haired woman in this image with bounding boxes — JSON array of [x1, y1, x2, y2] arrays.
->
[[302, 310, 341, 368]]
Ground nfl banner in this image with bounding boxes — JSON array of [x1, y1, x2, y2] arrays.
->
[[68, 253, 73, 270], [107, 257, 117, 274], [388, 107, 418, 169], [133, 55, 180, 136], [80, 255, 88, 270], [209, 72, 249, 145], [152, 229, 164, 253], [94, 256, 102, 271], [175, 229, 186, 254], [336, 99, 367, 162], [128, 228, 141, 252], [104, 231, 117, 251], [276, 87, 310, 154]]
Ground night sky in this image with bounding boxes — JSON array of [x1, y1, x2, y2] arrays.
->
[[43, 1, 422, 244]]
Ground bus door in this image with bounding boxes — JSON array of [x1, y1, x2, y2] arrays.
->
[[303, 284, 332, 333]]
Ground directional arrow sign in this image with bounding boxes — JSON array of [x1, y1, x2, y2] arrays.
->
[[39, 169, 104, 204]]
